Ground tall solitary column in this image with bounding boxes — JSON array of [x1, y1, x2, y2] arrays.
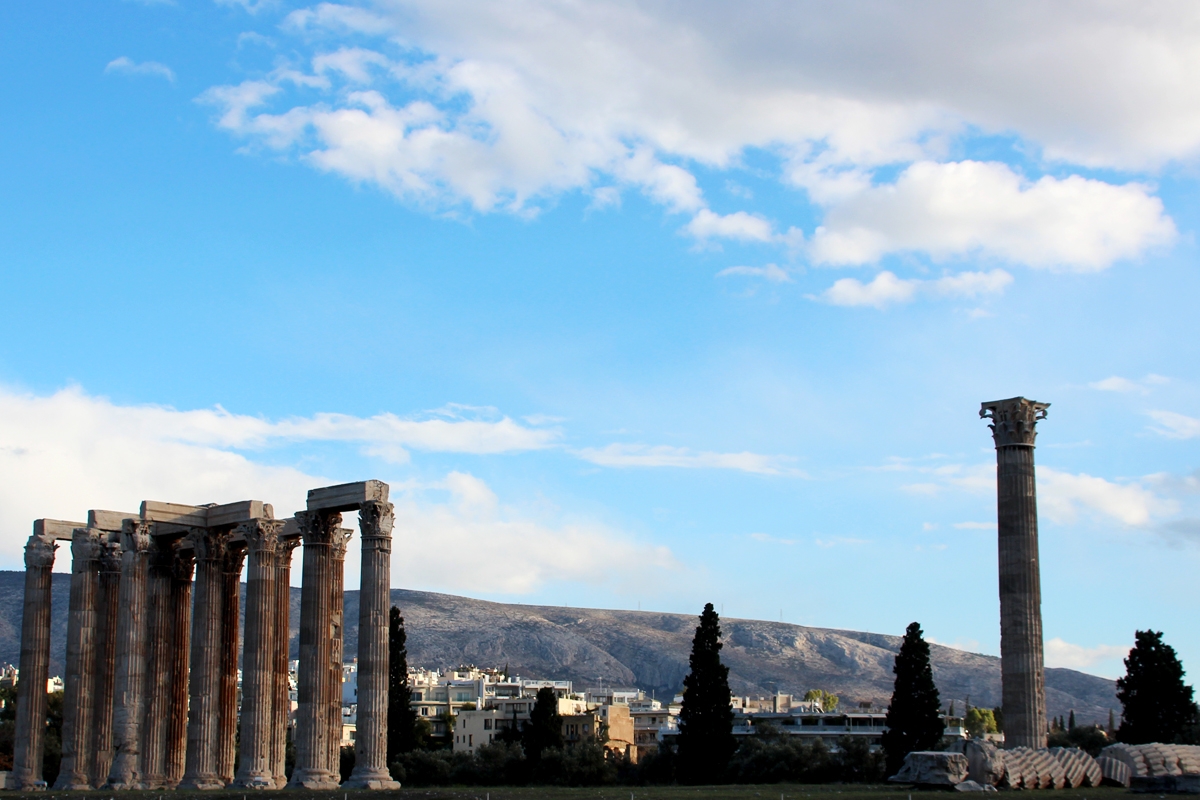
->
[[217, 539, 248, 786], [328, 528, 350, 778], [92, 535, 123, 787], [288, 511, 343, 790], [140, 535, 178, 789], [12, 530, 57, 791], [108, 519, 153, 789], [981, 397, 1050, 750], [165, 542, 195, 788], [272, 537, 301, 789], [235, 520, 281, 789], [346, 501, 400, 789], [180, 529, 230, 790], [54, 529, 103, 790]]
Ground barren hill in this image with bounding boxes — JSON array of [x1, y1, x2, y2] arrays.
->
[[0, 572, 1116, 724]]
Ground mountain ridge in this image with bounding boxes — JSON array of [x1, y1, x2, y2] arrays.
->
[[0, 572, 1116, 724]]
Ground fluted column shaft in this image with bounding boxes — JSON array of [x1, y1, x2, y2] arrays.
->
[[983, 397, 1050, 751], [329, 529, 349, 778], [12, 533, 57, 791], [91, 535, 123, 787], [108, 520, 152, 789], [997, 444, 1047, 748], [272, 537, 300, 788], [140, 536, 177, 789], [235, 521, 281, 788], [217, 540, 248, 786], [181, 530, 230, 790], [165, 545, 195, 788], [346, 502, 400, 789], [288, 511, 342, 790], [54, 529, 102, 790]]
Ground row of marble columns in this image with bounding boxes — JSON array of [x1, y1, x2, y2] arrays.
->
[[11, 488, 399, 791]]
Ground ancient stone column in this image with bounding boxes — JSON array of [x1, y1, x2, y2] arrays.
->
[[217, 538, 248, 786], [165, 542, 195, 788], [328, 528, 349, 779], [346, 501, 400, 789], [288, 511, 343, 790], [140, 535, 178, 789], [12, 531, 57, 791], [981, 396, 1050, 750], [235, 520, 281, 789], [272, 537, 300, 789], [54, 529, 103, 790], [180, 529, 230, 790], [92, 534, 123, 787], [107, 519, 152, 789]]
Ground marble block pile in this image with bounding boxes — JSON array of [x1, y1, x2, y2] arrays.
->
[[1098, 743, 1200, 793], [893, 741, 1105, 789]]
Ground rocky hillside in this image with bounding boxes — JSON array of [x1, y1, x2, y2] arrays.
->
[[0, 572, 1117, 724]]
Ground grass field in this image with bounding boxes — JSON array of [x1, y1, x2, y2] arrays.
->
[[1, 786, 1134, 800]]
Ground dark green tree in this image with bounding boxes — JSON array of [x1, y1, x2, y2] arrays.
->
[[1068, 710, 1076, 730], [388, 606, 418, 760], [523, 686, 563, 762], [1116, 629, 1199, 744], [676, 603, 735, 785], [881, 622, 944, 777]]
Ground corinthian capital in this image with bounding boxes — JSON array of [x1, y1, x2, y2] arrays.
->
[[120, 518, 153, 554], [980, 396, 1050, 448], [359, 501, 395, 540], [24, 534, 57, 569], [295, 509, 343, 545], [238, 519, 282, 555]]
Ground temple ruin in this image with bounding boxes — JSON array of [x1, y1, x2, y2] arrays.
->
[[981, 397, 1050, 750], [9, 480, 399, 791]]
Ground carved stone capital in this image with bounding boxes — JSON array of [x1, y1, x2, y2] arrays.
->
[[279, 536, 302, 558], [295, 510, 343, 546], [223, 540, 248, 575], [239, 519, 282, 555], [24, 534, 57, 570], [99, 534, 124, 573], [171, 539, 196, 582], [359, 501, 395, 540], [70, 528, 103, 566], [187, 528, 230, 563], [331, 529, 352, 560], [120, 518, 153, 554], [981, 397, 1049, 448]]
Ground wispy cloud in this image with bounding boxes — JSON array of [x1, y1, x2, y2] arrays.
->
[[105, 56, 175, 82], [814, 269, 1012, 309], [1044, 637, 1128, 674], [1090, 374, 1169, 394], [717, 263, 792, 283], [575, 443, 802, 476], [1148, 410, 1200, 440]]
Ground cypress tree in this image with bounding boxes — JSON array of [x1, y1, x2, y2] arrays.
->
[[677, 603, 735, 785], [1068, 710, 1076, 731], [1116, 629, 1198, 744], [523, 686, 564, 762], [882, 622, 944, 777], [387, 606, 418, 760]]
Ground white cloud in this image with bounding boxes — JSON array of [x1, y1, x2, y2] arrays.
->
[[1148, 410, 1200, 439], [216, 0, 277, 12], [575, 443, 801, 476], [1038, 467, 1175, 526], [392, 471, 680, 594], [1090, 374, 1170, 394], [0, 386, 669, 594], [105, 56, 175, 82], [815, 268, 1011, 309], [1044, 637, 1128, 673], [685, 209, 776, 243], [716, 263, 791, 283], [199, 1, 1187, 268], [809, 161, 1175, 271]]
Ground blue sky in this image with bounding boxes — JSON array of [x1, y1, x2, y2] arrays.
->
[[3, 1, 1200, 687]]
